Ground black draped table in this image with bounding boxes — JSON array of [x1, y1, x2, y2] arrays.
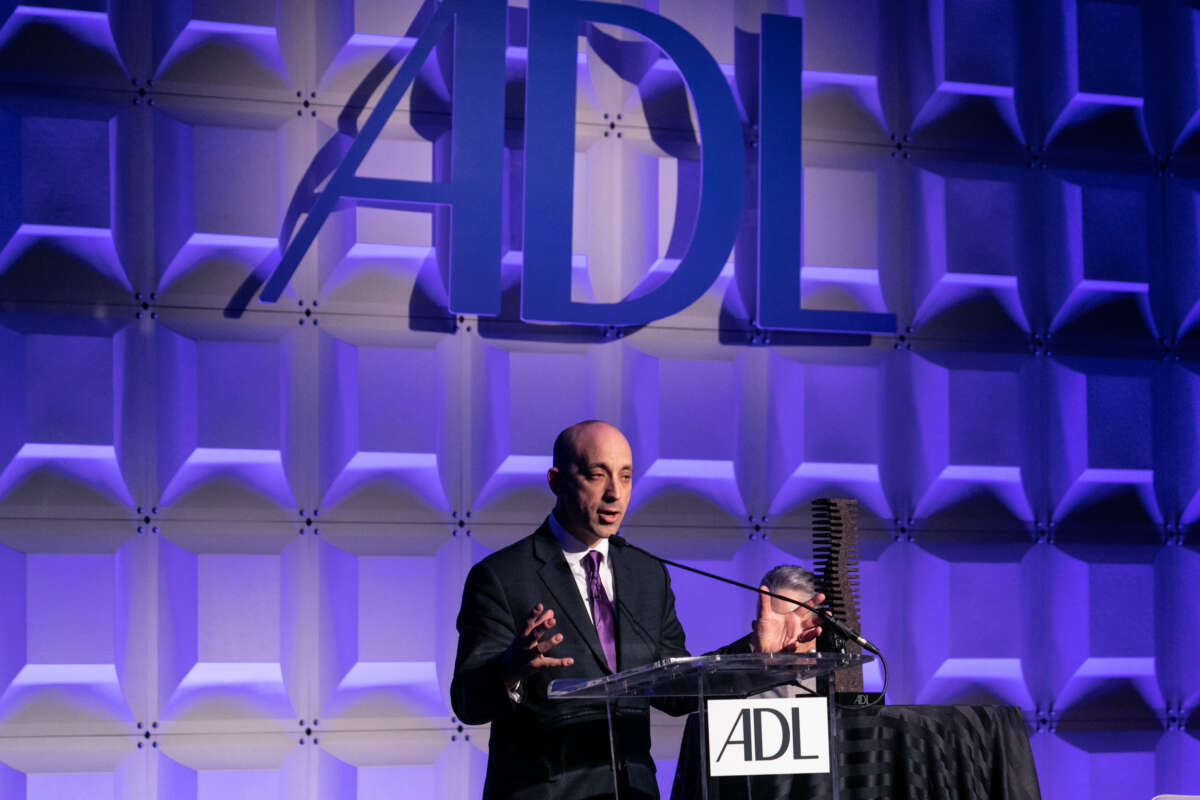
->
[[670, 705, 1042, 800]]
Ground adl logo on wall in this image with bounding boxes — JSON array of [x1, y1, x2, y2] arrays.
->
[[259, 0, 895, 335]]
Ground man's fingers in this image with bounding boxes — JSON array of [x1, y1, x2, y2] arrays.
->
[[520, 604, 543, 635], [535, 632, 565, 653], [532, 655, 574, 669], [522, 608, 555, 638], [504, 606, 571, 684], [522, 602, 544, 625], [757, 586, 771, 618], [524, 615, 556, 647]]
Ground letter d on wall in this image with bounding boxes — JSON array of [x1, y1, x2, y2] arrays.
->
[[522, 0, 745, 326]]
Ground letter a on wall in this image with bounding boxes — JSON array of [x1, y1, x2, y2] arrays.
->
[[259, 0, 507, 315]]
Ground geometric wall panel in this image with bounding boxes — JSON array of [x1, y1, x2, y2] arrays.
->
[[904, 0, 1021, 151], [0, 331, 134, 514], [153, 1, 288, 93], [156, 328, 296, 516], [909, 360, 1030, 531], [316, 735, 487, 800], [1164, 179, 1200, 345], [315, 335, 450, 518], [154, 112, 295, 307], [1155, 545, 1200, 733], [1157, 731, 1200, 799], [801, 0, 887, 143], [636, 355, 741, 519], [467, 342, 601, 517], [667, 544, 761, 657], [1041, 0, 1150, 156], [157, 537, 301, 730], [1019, 543, 1161, 767], [1032, 734, 1156, 800], [0, 110, 129, 305], [1051, 557, 1160, 743], [1045, 363, 1159, 547], [0, 6, 125, 90], [910, 555, 1031, 709], [0, 743, 137, 800], [155, 740, 301, 800], [316, 546, 447, 725], [908, 165, 1028, 336], [1044, 177, 1155, 341], [802, 163, 889, 318], [0, 549, 135, 737], [768, 359, 886, 520]]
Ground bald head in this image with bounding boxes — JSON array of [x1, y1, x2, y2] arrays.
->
[[548, 420, 633, 547], [552, 420, 626, 472]]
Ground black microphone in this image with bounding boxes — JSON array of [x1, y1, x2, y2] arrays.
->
[[608, 534, 881, 654]]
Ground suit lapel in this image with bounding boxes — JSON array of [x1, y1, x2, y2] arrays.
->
[[532, 524, 611, 672], [611, 542, 651, 671]]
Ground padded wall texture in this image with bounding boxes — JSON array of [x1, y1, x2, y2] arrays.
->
[[0, 0, 1199, 798]]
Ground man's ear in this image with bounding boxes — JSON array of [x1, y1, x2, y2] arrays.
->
[[546, 467, 561, 496]]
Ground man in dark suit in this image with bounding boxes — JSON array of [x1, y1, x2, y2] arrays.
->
[[450, 421, 821, 800]]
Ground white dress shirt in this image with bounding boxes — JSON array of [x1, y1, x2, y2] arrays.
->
[[547, 512, 616, 617], [508, 514, 619, 702]]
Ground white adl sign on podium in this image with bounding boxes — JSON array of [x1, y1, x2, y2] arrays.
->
[[706, 697, 831, 777]]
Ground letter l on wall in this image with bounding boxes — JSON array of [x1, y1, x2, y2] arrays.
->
[[756, 13, 895, 334]]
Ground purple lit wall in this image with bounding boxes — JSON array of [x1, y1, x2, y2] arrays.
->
[[0, 2, 1198, 800]]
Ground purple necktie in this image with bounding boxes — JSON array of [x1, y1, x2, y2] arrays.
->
[[584, 550, 618, 672]]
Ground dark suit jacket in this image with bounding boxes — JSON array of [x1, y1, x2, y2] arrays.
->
[[450, 522, 694, 800]]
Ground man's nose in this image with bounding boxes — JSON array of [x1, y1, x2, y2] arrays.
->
[[604, 476, 622, 500]]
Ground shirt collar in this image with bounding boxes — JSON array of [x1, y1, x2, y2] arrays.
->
[[548, 512, 610, 560]]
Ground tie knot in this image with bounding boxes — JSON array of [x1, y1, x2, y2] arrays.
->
[[584, 549, 603, 574]]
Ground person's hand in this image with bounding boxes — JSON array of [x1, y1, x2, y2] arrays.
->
[[502, 603, 575, 689], [750, 587, 825, 654]]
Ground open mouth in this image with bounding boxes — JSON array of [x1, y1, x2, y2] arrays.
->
[[597, 509, 621, 525]]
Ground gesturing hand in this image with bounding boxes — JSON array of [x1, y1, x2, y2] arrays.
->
[[502, 603, 575, 689], [750, 587, 825, 654]]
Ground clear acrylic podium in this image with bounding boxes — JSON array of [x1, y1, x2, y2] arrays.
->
[[549, 652, 873, 800]]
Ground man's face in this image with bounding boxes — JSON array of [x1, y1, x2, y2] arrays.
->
[[549, 423, 634, 547]]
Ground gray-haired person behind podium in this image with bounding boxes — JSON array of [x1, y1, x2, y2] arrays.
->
[[669, 564, 823, 800]]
